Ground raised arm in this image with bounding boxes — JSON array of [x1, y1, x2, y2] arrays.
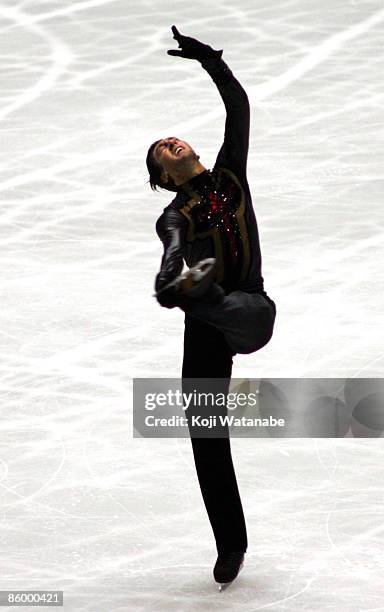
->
[[167, 25, 250, 178], [202, 56, 250, 178]]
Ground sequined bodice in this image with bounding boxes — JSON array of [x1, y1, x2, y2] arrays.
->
[[189, 171, 242, 257], [179, 168, 251, 291]]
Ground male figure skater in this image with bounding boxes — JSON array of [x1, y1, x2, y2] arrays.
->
[[146, 26, 276, 588]]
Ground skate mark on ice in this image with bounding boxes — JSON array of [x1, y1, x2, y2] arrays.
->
[[4, 0, 123, 29], [0, 6, 72, 122], [168, 7, 384, 135]]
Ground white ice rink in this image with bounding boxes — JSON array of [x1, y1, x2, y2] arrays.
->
[[0, 0, 383, 610]]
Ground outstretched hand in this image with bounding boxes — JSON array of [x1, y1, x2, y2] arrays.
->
[[167, 25, 222, 62]]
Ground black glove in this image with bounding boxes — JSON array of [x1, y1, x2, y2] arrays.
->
[[155, 273, 180, 309], [167, 25, 222, 63], [156, 286, 180, 309]]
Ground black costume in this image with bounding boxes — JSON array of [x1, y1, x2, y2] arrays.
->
[[155, 49, 276, 555], [155, 57, 265, 296]]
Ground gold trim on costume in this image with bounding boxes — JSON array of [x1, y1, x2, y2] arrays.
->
[[179, 167, 251, 284]]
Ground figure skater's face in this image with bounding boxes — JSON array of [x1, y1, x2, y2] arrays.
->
[[153, 137, 199, 179]]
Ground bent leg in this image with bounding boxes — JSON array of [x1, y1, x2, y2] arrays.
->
[[181, 287, 276, 354]]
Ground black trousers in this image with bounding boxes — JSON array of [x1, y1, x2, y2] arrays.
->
[[182, 313, 248, 554], [180, 286, 276, 355]]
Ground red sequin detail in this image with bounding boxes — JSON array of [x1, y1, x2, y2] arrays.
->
[[208, 191, 238, 259]]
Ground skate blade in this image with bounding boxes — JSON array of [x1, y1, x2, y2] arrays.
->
[[153, 271, 189, 297], [218, 582, 230, 592], [153, 258, 216, 298], [192, 258, 215, 281], [217, 562, 244, 592]]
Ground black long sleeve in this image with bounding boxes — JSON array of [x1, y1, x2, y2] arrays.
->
[[201, 56, 250, 179], [155, 206, 186, 292], [155, 56, 264, 297]]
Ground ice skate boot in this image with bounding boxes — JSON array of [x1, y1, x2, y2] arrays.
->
[[213, 551, 244, 592], [154, 258, 217, 299]]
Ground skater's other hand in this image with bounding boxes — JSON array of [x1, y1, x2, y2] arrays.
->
[[156, 285, 180, 309], [167, 25, 222, 63]]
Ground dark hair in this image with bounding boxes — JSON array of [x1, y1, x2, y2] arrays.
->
[[146, 140, 178, 193]]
